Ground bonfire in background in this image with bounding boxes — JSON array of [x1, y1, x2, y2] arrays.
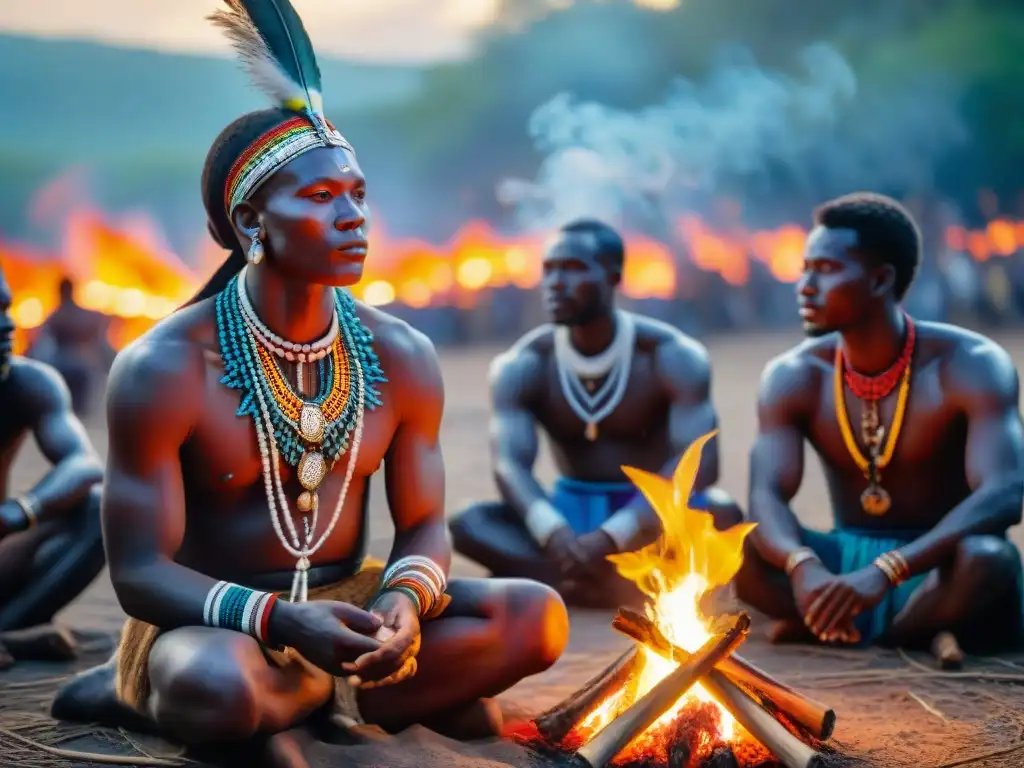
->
[[520, 431, 836, 768]]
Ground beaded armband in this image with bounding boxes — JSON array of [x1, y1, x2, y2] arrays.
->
[[873, 550, 910, 587], [12, 493, 39, 529], [784, 546, 819, 577], [203, 581, 279, 643], [378, 556, 448, 619]]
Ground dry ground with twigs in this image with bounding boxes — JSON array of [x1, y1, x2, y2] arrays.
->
[[3, 332, 1024, 767]]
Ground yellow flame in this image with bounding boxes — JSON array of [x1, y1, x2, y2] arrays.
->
[[609, 431, 756, 601], [580, 431, 757, 751]]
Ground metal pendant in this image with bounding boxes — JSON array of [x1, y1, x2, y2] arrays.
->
[[585, 422, 598, 441], [299, 403, 326, 443], [861, 484, 891, 516], [297, 450, 327, 490]]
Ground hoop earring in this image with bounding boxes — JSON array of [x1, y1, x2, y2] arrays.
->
[[247, 232, 264, 265]]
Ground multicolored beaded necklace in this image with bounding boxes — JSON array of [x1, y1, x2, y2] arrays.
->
[[834, 314, 915, 517], [215, 270, 386, 601]]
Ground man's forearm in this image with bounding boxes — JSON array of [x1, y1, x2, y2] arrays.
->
[[599, 450, 717, 552], [896, 480, 1022, 577], [747, 489, 806, 570], [495, 461, 566, 545], [21, 454, 103, 521], [113, 558, 232, 630], [389, 519, 452, 576]]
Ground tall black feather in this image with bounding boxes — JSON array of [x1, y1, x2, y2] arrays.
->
[[231, 0, 323, 114]]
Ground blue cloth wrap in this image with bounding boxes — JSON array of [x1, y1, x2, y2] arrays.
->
[[802, 526, 1024, 645], [551, 476, 711, 536]]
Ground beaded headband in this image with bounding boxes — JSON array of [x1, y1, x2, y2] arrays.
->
[[223, 114, 352, 214], [209, 0, 353, 216]]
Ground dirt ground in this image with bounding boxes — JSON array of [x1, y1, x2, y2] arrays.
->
[[4, 331, 1024, 768]]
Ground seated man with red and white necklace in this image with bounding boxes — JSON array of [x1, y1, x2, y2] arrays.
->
[[735, 192, 1024, 658]]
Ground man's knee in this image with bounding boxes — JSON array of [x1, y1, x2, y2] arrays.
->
[[955, 536, 1020, 588], [148, 632, 261, 743], [732, 541, 794, 618], [493, 579, 569, 675], [448, 502, 497, 555]]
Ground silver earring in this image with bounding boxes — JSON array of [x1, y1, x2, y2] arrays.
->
[[247, 232, 264, 265]]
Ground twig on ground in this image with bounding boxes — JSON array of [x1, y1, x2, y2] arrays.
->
[[928, 740, 1024, 768], [989, 657, 1024, 672], [0, 726, 198, 766], [906, 690, 947, 722], [790, 669, 1024, 686], [0, 676, 72, 691], [119, 727, 187, 761], [898, 648, 937, 675]]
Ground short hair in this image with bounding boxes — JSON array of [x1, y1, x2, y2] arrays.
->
[[559, 219, 625, 272], [813, 192, 921, 300], [184, 108, 296, 307]]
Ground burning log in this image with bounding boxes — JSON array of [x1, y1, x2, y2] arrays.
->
[[701, 671, 824, 768], [612, 609, 826, 768], [534, 646, 644, 744], [613, 608, 835, 740], [576, 613, 751, 768]]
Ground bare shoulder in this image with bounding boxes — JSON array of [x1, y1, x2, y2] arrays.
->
[[488, 324, 552, 405], [757, 336, 831, 416], [106, 300, 213, 432], [633, 314, 711, 387], [923, 322, 1019, 406], [4, 356, 74, 418], [489, 325, 551, 384], [355, 301, 443, 413]]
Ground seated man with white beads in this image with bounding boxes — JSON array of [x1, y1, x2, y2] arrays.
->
[[449, 219, 743, 608], [49, 1, 568, 760]]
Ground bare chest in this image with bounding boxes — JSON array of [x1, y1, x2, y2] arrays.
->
[[181, 357, 396, 504], [536, 355, 667, 445], [808, 365, 966, 485]]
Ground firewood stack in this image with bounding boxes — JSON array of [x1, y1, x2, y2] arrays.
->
[[532, 609, 836, 768]]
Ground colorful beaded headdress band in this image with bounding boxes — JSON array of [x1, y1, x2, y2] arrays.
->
[[209, 0, 353, 216]]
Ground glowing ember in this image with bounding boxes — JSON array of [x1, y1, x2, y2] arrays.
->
[[573, 431, 758, 764]]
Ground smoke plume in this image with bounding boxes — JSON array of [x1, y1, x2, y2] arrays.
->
[[497, 43, 968, 234]]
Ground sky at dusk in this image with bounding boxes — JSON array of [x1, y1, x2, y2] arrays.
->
[[0, 0, 505, 62]]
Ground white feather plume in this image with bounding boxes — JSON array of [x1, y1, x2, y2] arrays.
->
[[209, 1, 312, 112]]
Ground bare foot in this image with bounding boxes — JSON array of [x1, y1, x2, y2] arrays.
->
[[932, 631, 964, 670], [51, 660, 161, 735], [1, 624, 77, 661]]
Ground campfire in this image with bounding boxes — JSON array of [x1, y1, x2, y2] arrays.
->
[[521, 432, 836, 768]]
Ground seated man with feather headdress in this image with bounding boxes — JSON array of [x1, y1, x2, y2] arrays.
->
[[51, 0, 568, 760]]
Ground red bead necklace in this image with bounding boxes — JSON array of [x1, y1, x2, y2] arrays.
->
[[840, 314, 916, 401]]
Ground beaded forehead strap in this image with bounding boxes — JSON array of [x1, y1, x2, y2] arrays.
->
[[209, 0, 354, 215], [223, 115, 352, 215]]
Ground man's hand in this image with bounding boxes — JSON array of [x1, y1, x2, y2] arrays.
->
[[343, 590, 422, 689], [543, 525, 581, 578], [565, 529, 619, 582], [804, 566, 889, 641], [268, 600, 384, 677], [789, 560, 860, 644]]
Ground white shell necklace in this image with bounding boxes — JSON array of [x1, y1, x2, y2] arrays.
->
[[237, 267, 339, 364], [240, 303, 366, 603], [553, 310, 636, 441]]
